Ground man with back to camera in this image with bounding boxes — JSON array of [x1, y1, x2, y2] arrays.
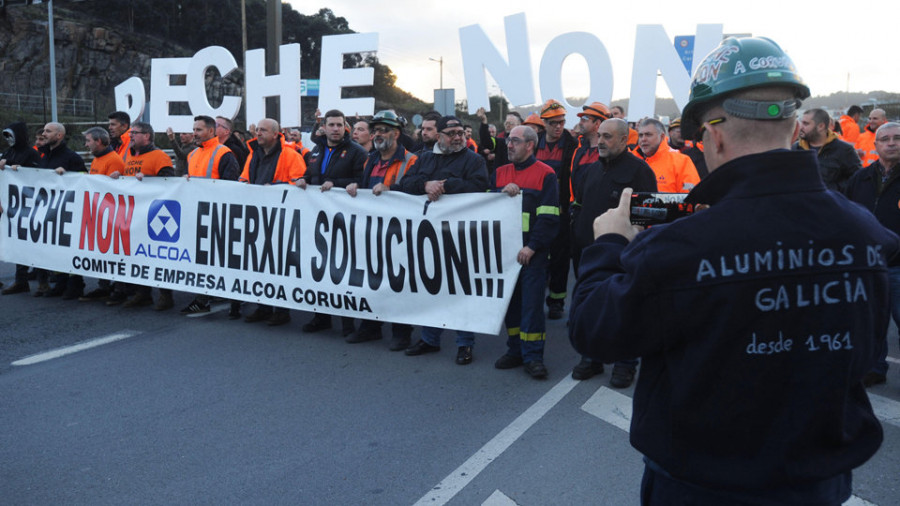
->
[[569, 37, 899, 505]]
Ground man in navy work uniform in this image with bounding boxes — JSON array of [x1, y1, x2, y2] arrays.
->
[[569, 36, 899, 505]]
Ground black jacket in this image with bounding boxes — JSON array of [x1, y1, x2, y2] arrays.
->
[[571, 150, 657, 251], [397, 146, 489, 195], [304, 133, 366, 187], [38, 140, 85, 172], [792, 133, 861, 192], [1, 122, 40, 167], [570, 149, 897, 494], [845, 159, 900, 265]]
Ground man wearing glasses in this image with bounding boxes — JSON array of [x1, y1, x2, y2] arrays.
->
[[570, 36, 897, 505], [398, 115, 489, 365]]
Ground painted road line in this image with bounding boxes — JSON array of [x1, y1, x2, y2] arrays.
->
[[185, 302, 231, 318], [482, 490, 517, 506], [413, 376, 580, 506], [886, 356, 900, 365], [867, 393, 900, 428], [844, 495, 878, 506], [580, 386, 633, 432], [12, 331, 141, 366]]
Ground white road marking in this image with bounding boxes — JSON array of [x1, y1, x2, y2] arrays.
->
[[413, 376, 579, 506], [844, 496, 878, 506], [482, 490, 518, 506], [184, 302, 230, 318], [886, 356, 900, 365], [580, 386, 633, 432], [12, 331, 140, 366], [867, 393, 900, 428]]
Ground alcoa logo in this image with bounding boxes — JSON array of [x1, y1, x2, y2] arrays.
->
[[148, 200, 181, 243]]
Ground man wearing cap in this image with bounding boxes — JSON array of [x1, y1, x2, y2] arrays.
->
[[570, 36, 897, 505], [345, 110, 418, 350], [633, 118, 700, 193], [793, 108, 861, 192], [535, 99, 578, 320], [667, 118, 709, 179], [398, 115, 489, 365]]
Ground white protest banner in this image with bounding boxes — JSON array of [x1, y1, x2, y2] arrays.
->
[[0, 169, 522, 334]]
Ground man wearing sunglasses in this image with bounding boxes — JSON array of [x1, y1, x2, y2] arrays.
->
[[570, 36, 899, 505]]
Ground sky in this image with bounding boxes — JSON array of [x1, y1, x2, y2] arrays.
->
[[290, 0, 898, 112]]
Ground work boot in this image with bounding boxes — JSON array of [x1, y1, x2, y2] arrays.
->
[[154, 291, 174, 311], [2, 282, 29, 295], [302, 314, 332, 333], [405, 340, 440, 356], [123, 292, 153, 308], [609, 364, 636, 389], [547, 300, 565, 320], [494, 353, 524, 369], [266, 311, 291, 326], [456, 346, 474, 365], [571, 358, 604, 380], [346, 325, 383, 344], [524, 360, 548, 379], [33, 282, 51, 297]]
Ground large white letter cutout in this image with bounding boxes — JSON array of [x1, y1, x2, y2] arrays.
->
[[318, 33, 377, 116], [186, 46, 242, 121], [460, 12, 534, 113], [114, 77, 146, 123], [629, 24, 723, 120], [539, 32, 613, 126], [245, 43, 302, 126], [149, 57, 193, 132]]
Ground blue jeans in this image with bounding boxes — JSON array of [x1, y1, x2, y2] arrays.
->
[[872, 265, 900, 375], [421, 327, 474, 348]]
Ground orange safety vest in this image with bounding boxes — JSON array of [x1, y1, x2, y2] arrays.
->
[[855, 129, 879, 167], [89, 150, 125, 176], [627, 128, 638, 147], [113, 129, 131, 160], [240, 134, 307, 183], [633, 141, 700, 193], [839, 115, 860, 144], [188, 137, 233, 178]]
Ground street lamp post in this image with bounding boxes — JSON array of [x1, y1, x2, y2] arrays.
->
[[429, 56, 443, 90]]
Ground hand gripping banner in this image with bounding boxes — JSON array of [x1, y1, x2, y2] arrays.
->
[[0, 169, 523, 334]]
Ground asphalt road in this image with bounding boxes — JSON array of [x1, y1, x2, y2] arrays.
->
[[1, 261, 898, 505]]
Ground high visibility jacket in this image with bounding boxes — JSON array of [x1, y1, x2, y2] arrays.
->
[[467, 138, 478, 152], [362, 146, 417, 188], [88, 148, 124, 176], [536, 129, 577, 212], [492, 156, 559, 252], [569, 136, 600, 203], [240, 134, 306, 184], [188, 137, 235, 179], [627, 128, 638, 148], [123, 144, 175, 177], [111, 129, 131, 161], [855, 128, 879, 167], [839, 115, 860, 144], [633, 142, 700, 193]]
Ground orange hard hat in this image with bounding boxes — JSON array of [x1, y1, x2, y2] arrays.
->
[[540, 99, 566, 119], [577, 101, 611, 120]]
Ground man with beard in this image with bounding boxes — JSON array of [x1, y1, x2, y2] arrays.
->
[[398, 116, 489, 365], [346, 110, 418, 350], [793, 108, 861, 191], [856, 108, 888, 167]]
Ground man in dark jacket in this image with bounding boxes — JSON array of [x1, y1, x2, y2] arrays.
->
[[570, 37, 898, 506], [535, 99, 578, 320], [299, 109, 366, 337], [793, 108, 861, 192], [0, 121, 41, 294], [844, 121, 900, 388], [399, 115, 489, 365], [569, 118, 657, 385]]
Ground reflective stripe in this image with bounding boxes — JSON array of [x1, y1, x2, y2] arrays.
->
[[536, 205, 559, 216], [522, 213, 530, 232], [548, 292, 566, 300], [507, 327, 520, 337], [521, 332, 545, 342], [396, 152, 414, 183], [205, 145, 224, 178]]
